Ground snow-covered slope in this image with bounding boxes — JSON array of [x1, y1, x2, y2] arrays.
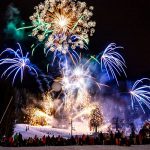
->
[[14, 122, 93, 139]]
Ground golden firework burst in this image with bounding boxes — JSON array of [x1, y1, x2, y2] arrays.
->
[[30, 0, 96, 54]]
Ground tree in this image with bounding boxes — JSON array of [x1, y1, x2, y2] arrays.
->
[[90, 107, 103, 133]]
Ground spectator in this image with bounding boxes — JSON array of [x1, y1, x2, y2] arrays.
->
[[121, 131, 125, 146], [14, 133, 19, 146], [1, 135, 7, 146], [110, 131, 114, 145], [18, 132, 23, 146], [82, 134, 86, 144], [42, 135, 46, 146], [8, 136, 14, 146], [99, 132, 104, 145], [75, 135, 79, 145], [46, 135, 51, 146], [89, 135, 94, 145]]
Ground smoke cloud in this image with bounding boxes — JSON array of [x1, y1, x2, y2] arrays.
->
[[4, 4, 25, 41]]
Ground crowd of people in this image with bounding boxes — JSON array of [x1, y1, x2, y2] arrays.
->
[[0, 129, 149, 147], [0, 122, 149, 147]]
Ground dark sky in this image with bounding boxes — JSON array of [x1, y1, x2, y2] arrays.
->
[[0, 0, 150, 79]]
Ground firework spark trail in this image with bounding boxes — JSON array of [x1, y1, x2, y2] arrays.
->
[[100, 43, 127, 85], [72, 104, 96, 120], [129, 78, 150, 113], [0, 43, 38, 85], [25, 88, 98, 126], [53, 57, 109, 114], [61, 64, 103, 92], [25, 92, 55, 126]]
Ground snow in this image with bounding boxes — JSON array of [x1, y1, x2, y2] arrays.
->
[[14, 122, 93, 139]]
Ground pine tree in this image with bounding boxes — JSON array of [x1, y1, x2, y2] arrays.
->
[[90, 107, 103, 133]]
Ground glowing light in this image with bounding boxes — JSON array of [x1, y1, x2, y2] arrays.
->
[[0, 43, 38, 85], [18, 0, 95, 60], [53, 58, 108, 114], [100, 43, 127, 85], [129, 78, 150, 113], [56, 15, 69, 29], [73, 67, 83, 77], [25, 92, 55, 126], [25, 89, 100, 127], [61, 65, 92, 91], [73, 103, 97, 120]]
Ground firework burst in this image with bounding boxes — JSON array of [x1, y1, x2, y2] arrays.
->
[[28, 0, 95, 60], [52, 58, 108, 114], [0, 43, 38, 85], [56, 58, 107, 93], [24, 92, 55, 126], [129, 78, 150, 113], [100, 43, 127, 85]]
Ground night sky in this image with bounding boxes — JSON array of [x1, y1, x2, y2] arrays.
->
[[0, 0, 150, 79]]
